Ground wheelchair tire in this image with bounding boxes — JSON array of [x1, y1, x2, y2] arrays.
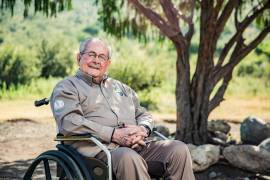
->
[[56, 144, 94, 180], [23, 150, 86, 180]]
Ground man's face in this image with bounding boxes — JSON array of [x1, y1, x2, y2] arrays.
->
[[77, 41, 111, 79]]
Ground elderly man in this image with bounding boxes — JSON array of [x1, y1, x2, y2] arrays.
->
[[50, 37, 195, 180]]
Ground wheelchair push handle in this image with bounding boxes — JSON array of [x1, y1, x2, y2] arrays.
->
[[34, 98, 50, 107]]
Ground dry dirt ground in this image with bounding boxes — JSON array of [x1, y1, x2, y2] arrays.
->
[[0, 98, 269, 179]]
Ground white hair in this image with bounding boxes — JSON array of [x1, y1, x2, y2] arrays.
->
[[79, 38, 112, 59]]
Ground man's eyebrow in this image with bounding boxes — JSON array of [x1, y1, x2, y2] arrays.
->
[[86, 51, 96, 54], [86, 51, 107, 56]]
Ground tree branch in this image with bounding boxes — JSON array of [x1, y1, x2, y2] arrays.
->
[[237, 25, 270, 60], [185, 0, 195, 41], [208, 70, 232, 114], [215, 0, 237, 37], [178, 0, 195, 24], [159, 0, 180, 33], [234, 0, 241, 30], [213, 0, 224, 20], [213, 25, 270, 86], [215, 1, 270, 69], [128, 0, 180, 38]]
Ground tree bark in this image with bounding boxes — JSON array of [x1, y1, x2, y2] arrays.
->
[[174, 41, 194, 143]]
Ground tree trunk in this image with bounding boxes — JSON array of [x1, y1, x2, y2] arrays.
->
[[174, 41, 209, 145]]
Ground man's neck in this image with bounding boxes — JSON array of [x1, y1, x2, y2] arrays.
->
[[92, 76, 102, 84]]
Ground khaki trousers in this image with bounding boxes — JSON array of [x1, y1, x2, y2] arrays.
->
[[95, 140, 195, 180]]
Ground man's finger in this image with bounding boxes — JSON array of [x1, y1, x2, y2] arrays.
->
[[128, 129, 139, 135], [131, 135, 143, 144], [131, 143, 139, 149], [125, 124, 137, 128], [124, 136, 133, 146], [137, 140, 146, 146], [128, 130, 147, 137]]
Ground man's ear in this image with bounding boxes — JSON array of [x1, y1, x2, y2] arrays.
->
[[107, 59, 111, 65], [76, 53, 81, 65]]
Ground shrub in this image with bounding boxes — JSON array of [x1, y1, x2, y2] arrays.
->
[[0, 45, 39, 88], [109, 55, 164, 110], [109, 58, 163, 92], [38, 40, 75, 78]]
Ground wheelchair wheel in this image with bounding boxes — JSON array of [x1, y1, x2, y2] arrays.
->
[[23, 150, 85, 180]]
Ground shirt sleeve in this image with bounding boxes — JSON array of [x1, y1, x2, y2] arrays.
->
[[50, 80, 114, 143], [129, 88, 154, 133]]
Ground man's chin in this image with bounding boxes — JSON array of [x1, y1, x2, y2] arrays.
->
[[85, 70, 100, 77]]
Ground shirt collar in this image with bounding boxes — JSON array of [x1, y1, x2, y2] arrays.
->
[[75, 69, 108, 86]]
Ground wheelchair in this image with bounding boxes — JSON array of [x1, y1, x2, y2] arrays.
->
[[23, 98, 168, 180]]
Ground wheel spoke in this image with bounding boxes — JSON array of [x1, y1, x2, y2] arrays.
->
[[43, 159, 52, 180]]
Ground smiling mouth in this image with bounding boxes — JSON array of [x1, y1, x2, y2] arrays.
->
[[89, 65, 100, 70]]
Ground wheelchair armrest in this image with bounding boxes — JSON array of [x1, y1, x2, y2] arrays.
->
[[54, 134, 113, 180], [55, 134, 93, 141], [152, 130, 169, 140]]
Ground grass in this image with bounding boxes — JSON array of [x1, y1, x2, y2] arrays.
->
[[0, 77, 60, 100]]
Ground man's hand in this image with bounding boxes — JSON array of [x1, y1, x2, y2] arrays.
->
[[112, 124, 149, 149], [125, 124, 148, 137], [126, 125, 148, 150], [111, 127, 136, 147]]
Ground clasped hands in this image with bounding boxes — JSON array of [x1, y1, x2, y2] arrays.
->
[[112, 124, 148, 150]]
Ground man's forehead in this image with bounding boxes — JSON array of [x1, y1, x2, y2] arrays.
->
[[86, 41, 108, 53]]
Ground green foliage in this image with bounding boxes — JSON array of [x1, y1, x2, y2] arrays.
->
[[107, 38, 168, 109], [1, 0, 72, 17], [110, 59, 163, 92], [256, 39, 270, 58], [226, 76, 270, 97], [236, 50, 270, 80], [38, 40, 75, 78], [138, 89, 159, 110], [0, 77, 60, 100], [0, 45, 39, 88]]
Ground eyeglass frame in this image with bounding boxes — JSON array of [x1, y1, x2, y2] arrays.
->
[[80, 51, 110, 62]]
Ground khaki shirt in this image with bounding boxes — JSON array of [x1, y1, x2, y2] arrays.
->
[[50, 70, 154, 157]]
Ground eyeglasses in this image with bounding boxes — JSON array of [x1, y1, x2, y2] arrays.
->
[[80, 51, 109, 62]]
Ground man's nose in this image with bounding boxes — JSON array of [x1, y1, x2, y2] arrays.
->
[[91, 56, 100, 63], [88, 56, 99, 64]]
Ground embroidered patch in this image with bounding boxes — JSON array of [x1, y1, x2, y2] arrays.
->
[[54, 99, 65, 111], [113, 84, 124, 96]]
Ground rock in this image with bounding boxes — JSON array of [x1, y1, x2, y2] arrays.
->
[[208, 136, 227, 146], [188, 144, 220, 172], [223, 145, 270, 173], [208, 130, 228, 146], [154, 125, 170, 137], [259, 137, 270, 152], [208, 171, 217, 179], [213, 131, 228, 142], [208, 120, 231, 134], [187, 144, 197, 151], [227, 139, 237, 145], [240, 116, 270, 145]]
